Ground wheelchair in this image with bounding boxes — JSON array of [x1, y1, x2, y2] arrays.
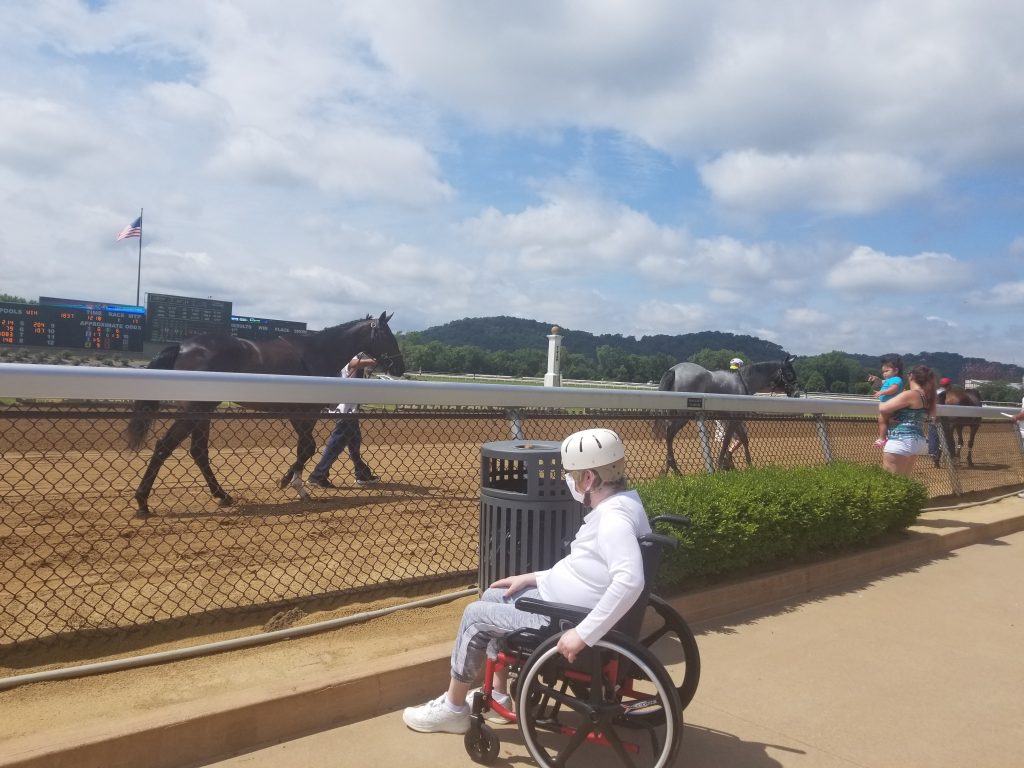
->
[[464, 515, 700, 767]]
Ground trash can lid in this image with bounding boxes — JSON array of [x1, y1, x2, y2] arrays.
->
[[481, 440, 561, 457]]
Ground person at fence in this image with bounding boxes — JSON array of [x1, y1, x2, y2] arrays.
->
[[308, 353, 380, 488], [867, 354, 904, 448], [1009, 398, 1024, 431], [879, 364, 937, 476], [402, 427, 651, 735], [927, 377, 952, 461]]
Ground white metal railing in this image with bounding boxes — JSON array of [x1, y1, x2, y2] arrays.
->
[[0, 363, 1005, 421]]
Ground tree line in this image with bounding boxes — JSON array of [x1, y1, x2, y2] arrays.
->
[[398, 317, 1024, 402]]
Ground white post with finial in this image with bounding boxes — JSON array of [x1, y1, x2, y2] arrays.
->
[[544, 325, 562, 387]]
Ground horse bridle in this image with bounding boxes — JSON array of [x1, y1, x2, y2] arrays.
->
[[772, 364, 801, 397], [741, 361, 800, 397], [366, 317, 404, 375]]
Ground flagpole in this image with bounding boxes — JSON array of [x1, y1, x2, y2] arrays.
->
[[136, 208, 143, 307]]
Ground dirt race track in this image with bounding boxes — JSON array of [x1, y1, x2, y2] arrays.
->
[[1, 406, 1022, 669]]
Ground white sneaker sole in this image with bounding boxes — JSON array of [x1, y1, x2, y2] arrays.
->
[[402, 711, 469, 734]]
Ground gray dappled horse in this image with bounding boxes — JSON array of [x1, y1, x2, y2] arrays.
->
[[654, 356, 801, 473], [125, 312, 405, 518], [936, 387, 982, 468]]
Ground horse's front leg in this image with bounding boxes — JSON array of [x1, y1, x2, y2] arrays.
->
[[966, 426, 978, 467], [281, 418, 317, 500], [134, 418, 194, 519], [189, 420, 234, 507], [942, 424, 958, 466], [716, 424, 736, 471], [737, 423, 752, 466], [665, 421, 682, 474]]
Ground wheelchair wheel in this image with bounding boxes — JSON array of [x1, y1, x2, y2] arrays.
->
[[516, 633, 682, 768], [641, 595, 701, 710], [464, 721, 500, 765]]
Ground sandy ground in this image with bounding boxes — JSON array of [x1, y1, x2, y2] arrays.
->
[[0, 582, 475, 744]]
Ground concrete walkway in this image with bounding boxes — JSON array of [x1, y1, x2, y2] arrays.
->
[[206, 508, 1024, 768]]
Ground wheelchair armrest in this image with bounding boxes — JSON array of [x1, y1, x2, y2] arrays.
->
[[639, 532, 678, 551], [515, 596, 590, 625]]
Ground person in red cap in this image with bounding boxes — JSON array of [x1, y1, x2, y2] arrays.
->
[[928, 377, 953, 462]]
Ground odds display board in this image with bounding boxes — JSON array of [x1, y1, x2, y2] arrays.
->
[[230, 315, 307, 341], [145, 293, 232, 343], [0, 301, 145, 352]]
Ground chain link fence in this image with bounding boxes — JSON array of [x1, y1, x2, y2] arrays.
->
[[1, 367, 1022, 657]]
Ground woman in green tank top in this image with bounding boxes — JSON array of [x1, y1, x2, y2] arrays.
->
[[878, 365, 938, 476]]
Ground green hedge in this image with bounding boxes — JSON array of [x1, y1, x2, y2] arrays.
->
[[634, 462, 928, 589]]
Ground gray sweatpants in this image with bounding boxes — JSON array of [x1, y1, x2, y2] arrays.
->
[[450, 587, 549, 684]]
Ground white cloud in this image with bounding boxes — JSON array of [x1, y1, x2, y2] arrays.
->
[[785, 308, 831, 327], [699, 151, 938, 215], [0, 94, 106, 173], [972, 282, 1024, 307], [709, 288, 741, 304], [350, 1, 1024, 169], [826, 246, 969, 292], [461, 192, 684, 272], [633, 300, 709, 335]]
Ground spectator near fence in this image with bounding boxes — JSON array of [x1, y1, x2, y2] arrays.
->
[[879, 365, 937, 476], [927, 377, 952, 462]]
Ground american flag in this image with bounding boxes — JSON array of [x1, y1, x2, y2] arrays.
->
[[116, 216, 142, 240]]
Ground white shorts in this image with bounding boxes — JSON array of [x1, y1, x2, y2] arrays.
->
[[883, 435, 927, 456]]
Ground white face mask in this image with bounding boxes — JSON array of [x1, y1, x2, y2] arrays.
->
[[565, 473, 586, 504]]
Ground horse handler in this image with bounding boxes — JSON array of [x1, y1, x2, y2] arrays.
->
[[308, 353, 380, 488]]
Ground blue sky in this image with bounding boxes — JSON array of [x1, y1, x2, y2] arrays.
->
[[1, 1, 1023, 365]]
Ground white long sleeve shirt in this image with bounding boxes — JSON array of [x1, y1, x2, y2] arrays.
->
[[335, 362, 360, 413], [535, 490, 651, 646]]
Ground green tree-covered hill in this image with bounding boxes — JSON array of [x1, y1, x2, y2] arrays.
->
[[400, 316, 1023, 395], [410, 316, 788, 361]]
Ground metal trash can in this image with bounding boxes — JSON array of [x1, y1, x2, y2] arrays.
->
[[479, 440, 585, 592]]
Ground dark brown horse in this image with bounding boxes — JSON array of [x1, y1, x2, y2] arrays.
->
[[125, 312, 405, 518], [938, 386, 982, 467]]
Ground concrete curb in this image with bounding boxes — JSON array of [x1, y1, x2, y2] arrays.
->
[[5, 504, 1024, 768]]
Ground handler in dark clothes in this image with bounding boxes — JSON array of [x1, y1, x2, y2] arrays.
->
[[308, 353, 380, 488]]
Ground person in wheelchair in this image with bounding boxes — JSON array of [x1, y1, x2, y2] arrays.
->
[[403, 427, 652, 735]]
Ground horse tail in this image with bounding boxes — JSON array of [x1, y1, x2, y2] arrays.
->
[[124, 345, 180, 451], [652, 368, 676, 439]]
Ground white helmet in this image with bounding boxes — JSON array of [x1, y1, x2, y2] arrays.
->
[[729, 357, 743, 370], [561, 428, 627, 482]]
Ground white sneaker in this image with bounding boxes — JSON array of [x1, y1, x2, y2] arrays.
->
[[403, 694, 470, 734], [466, 688, 514, 723]]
